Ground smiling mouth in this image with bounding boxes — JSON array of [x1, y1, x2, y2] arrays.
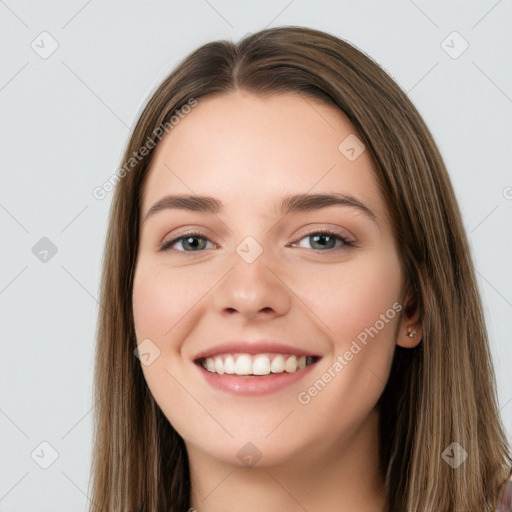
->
[[195, 353, 320, 376]]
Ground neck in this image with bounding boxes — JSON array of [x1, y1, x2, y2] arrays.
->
[[187, 408, 386, 512]]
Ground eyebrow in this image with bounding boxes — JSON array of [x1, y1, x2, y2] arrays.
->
[[142, 192, 377, 224]]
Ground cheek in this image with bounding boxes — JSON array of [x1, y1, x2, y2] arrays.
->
[[132, 274, 166, 339], [131, 262, 214, 444], [132, 261, 206, 343], [305, 250, 403, 346], [295, 249, 402, 413]]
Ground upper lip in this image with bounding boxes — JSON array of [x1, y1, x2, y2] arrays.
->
[[192, 340, 321, 361]]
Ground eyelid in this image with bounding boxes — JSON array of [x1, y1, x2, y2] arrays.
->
[[289, 229, 356, 251], [159, 229, 217, 252], [291, 223, 356, 244]]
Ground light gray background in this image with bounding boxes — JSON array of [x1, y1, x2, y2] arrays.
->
[[1, 1, 511, 510]]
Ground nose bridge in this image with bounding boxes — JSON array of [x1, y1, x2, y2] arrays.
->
[[212, 236, 291, 319]]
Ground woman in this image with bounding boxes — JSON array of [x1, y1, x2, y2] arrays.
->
[[89, 26, 512, 511]]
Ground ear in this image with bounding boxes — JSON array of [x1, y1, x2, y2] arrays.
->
[[397, 291, 422, 348]]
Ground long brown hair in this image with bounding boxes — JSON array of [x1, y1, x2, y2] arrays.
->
[[88, 26, 512, 511]]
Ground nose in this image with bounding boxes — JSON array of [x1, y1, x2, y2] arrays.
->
[[211, 249, 292, 322]]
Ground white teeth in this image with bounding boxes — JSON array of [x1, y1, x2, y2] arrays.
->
[[205, 358, 215, 372], [200, 353, 316, 376], [235, 354, 252, 375], [284, 355, 297, 373], [252, 355, 271, 375], [214, 356, 224, 375], [224, 355, 235, 374], [270, 354, 285, 373]]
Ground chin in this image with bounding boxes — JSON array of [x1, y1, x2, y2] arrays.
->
[[185, 436, 307, 469]]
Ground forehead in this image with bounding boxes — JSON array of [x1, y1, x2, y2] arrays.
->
[[140, 91, 389, 226]]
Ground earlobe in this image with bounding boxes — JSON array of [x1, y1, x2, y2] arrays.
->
[[397, 292, 422, 348], [397, 324, 422, 349], [406, 328, 418, 339]]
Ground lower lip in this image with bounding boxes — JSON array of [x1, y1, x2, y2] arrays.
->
[[195, 362, 318, 396]]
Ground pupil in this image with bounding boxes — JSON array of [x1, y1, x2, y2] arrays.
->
[[185, 236, 205, 250], [312, 234, 333, 249]]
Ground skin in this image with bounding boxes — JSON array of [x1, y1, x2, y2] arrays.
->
[[132, 90, 421, 512]]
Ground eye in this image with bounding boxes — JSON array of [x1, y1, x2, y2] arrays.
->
[[291, 230, 354, 251], [159, 232, 215, 252], [159, 229, 355, 253]]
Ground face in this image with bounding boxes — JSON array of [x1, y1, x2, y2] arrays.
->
[[132, 90, 414, 469]]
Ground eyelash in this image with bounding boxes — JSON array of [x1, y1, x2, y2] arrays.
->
[[158, 229, 355, 253]]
